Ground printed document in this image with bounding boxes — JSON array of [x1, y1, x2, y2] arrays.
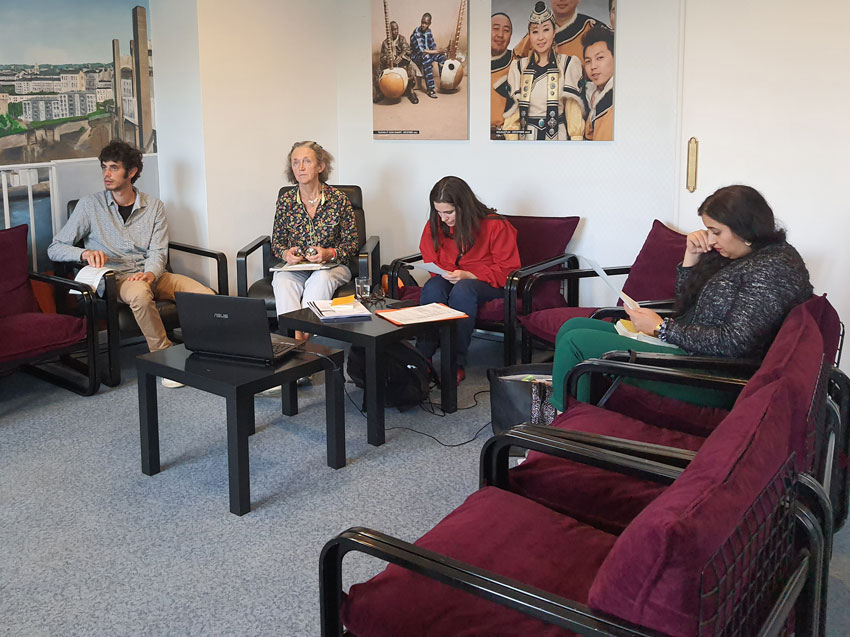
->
[[70, 266, 112, 295], [270, 262, 336, 272], [376, 302, 467, 325], [412, 262, 450, 276], [307, 299, 371, 321], [578, 256, 639, 309], [614, 319, 679, 348]]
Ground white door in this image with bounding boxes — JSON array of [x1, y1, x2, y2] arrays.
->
[[677, 0, 850, 370]]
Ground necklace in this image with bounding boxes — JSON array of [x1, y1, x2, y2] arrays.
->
[[307, 196, 319, 205]]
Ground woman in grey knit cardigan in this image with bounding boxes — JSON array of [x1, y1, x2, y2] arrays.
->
[[550, 185, 813, 410]]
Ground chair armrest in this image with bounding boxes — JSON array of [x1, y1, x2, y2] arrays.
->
[[590, 302, 675, 321], [520, 424, 696, 467], [601, 350, 762, 376], [236, 235, 272, 297], [29, 271, 97, 323], [479, 423, 682, 491], [168, 241, 228, 295], [388, 252, 423, 299], [357, 235, 381, 283], [521, 262, 632, 315], [566, 358, 747, 405]]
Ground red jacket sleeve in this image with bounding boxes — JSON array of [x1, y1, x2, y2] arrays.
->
[[471, 219, 521, 288]]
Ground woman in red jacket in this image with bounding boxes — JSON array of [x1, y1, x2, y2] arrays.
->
[[417, 176, 521, 383]]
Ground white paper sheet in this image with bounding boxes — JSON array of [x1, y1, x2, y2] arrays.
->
[[578, 256, 639, 309], [412, 262, 450, 276]]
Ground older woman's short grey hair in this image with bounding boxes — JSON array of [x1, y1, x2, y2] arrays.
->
[[285, 141, 334, 184]]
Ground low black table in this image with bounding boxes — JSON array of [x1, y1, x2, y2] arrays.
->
[[277, 302, 457, 447], [136, 340, 344, 515]]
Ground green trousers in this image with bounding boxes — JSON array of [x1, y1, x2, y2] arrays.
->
[[550, 317, 735, 412]]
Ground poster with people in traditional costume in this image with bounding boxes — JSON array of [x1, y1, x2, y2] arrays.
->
[[371, 0, 469, 140], [490, 0, 615, 141]]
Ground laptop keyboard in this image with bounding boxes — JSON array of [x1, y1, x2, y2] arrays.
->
[[272, 341, 297, 360]]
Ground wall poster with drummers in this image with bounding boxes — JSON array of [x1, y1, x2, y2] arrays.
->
[[371, 0, 469, 140], [490, 0, 616, 141]]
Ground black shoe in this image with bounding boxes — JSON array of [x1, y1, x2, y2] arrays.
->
[[373, 92, 384, 104], [426, 89, 437, 99], [408, 90, 419, 104]]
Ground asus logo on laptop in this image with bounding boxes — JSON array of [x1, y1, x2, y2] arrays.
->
[[214, 313, 229, 319]]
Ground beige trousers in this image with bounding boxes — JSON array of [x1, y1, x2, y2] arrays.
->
[[117, 272, 214, 352]]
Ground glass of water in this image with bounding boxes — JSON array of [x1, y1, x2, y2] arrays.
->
[[354, 276, 371, 300]]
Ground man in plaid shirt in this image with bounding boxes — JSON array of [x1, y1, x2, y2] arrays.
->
[[410, 13, 446, 98]]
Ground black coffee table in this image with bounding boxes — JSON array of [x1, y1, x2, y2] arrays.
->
[[136, 340, 344, 515], [277, 303, 457, 446]]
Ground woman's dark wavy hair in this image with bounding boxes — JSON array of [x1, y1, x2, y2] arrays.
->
[[675, 185, 786, 313], [428, 176, 499, 254]]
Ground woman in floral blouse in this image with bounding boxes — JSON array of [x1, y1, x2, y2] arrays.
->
[[271, 141, 358, 340]]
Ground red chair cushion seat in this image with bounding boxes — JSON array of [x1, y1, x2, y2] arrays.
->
[[342, 486, 616, 637], [510, 399, 706, 534], [518, 306, 598, 343], [0, 313, 88, 363]]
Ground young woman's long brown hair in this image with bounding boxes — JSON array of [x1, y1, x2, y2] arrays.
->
[[428, 176, 501, 254]]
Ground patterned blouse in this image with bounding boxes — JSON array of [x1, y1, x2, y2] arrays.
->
[[271, 185, 358, 265]]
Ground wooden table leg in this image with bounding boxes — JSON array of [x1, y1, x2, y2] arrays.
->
[[365, 342, 386, 446], [281, 380, 298, 417], [439, 323, 458, 413], [226, 392, 253, 515], [324, 362, 345, 468], [138, 369, 160, 475]]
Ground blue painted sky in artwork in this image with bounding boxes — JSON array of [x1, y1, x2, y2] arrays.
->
[[0, 0, 151, 65]]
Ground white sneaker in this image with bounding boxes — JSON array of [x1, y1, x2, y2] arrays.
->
[[161, 378, 185, 388]]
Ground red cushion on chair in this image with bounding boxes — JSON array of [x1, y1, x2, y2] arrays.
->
[[507, 215, 580, 312], [620, 220, 686, 303], [342, 486, 616, 637], [517, 306, 598, 343], [588, 380, 791, 636], [0, 225, 40, 318], [604, 384, 729, 438], [0, 313, 88, 363], [509, 399, 705, 534]]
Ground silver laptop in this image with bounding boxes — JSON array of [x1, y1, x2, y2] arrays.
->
[[175, 293, 301, 365]]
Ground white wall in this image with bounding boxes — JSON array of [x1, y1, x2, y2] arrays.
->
[[195, 0, 341, 289], [336, 0, 684, 306]]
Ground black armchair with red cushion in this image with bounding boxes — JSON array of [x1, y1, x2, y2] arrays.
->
[[0, 225, 99, 396], [320, 374, 822, 635], [388, 215, 580, 366], [517, 219, 687, 363]]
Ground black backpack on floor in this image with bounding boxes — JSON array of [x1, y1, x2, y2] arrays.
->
[[346, 341, 431, 411]]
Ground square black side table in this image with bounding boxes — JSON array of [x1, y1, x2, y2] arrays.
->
[[276, 306, 457, 447], [136, 340, 344, 515]]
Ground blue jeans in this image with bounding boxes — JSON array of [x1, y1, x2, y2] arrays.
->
[[416, 277, 503, 366]]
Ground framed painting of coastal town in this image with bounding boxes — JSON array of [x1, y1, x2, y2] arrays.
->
[[0, 0, 156, 165], [371, 0, 469, 140], [490, 0, 615, 141]]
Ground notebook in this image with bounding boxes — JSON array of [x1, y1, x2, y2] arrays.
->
[[175, 293, 302, 365]]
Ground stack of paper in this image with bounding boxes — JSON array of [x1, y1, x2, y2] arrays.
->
[[307, 299, 372, 322], [614, 319, 679, 348], [376, 303, 467, 325], [270, 262, 336, 272]]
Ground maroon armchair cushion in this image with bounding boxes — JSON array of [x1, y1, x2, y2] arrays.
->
[[518, 306, 599, 343], [604, 383, 729, 438], [0, 313, 88, 363], [507, 215, 579, 312], [0, 225, 39, 318], [509, 398, 705, 534], [620, 220, 687, 303], [588, 380, 791, 636], [342, 486, 616, 637]]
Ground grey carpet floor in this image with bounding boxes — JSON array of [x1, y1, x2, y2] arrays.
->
[[2, 336, 850, 635]]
